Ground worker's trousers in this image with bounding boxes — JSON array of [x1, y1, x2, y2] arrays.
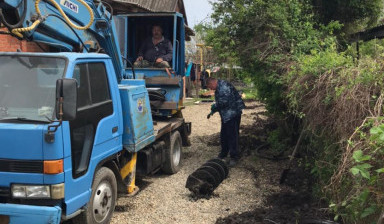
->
[[219, 115, 241, 159]]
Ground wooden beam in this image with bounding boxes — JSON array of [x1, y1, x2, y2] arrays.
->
[[350, 25, 384, 43]]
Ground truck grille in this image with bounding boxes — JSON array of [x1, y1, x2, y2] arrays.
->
[[0, 187, 10, 198], [0, 159, 43, 173]]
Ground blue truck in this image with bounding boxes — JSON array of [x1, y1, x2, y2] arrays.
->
[[0, 0, 191, 223]]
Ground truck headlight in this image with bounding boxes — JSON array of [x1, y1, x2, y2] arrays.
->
[[26, 186, 50, 198], [11, 184, 64, 199], [11, 185, 27, 198]]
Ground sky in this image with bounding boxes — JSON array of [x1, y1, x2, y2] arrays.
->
[[184, 0, 216, 28]]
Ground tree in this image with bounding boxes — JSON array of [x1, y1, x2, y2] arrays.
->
[[202, 0, 384, 112], [204, 0, 321, 113], [311, 0, 384, 32]]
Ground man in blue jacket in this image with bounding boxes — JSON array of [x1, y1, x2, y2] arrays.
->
[[206, 77, 245, 166], [134, 24, 173, 68]]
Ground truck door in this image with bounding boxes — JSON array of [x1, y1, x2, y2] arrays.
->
[[64, 59, 122, 215], [70, 62, 113, 177], [173, 13, 186, 76]]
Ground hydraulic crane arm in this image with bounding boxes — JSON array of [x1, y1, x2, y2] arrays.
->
[[0, 0, 126, 81]]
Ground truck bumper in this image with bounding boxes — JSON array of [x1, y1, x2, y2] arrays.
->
[[0, 203, 61, 224]]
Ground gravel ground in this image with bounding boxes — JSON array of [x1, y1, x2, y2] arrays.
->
[[111, 101, 283, 224]]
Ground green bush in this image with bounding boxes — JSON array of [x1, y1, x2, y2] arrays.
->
[[204, 0, 384, 222], [284, 42, 384, 222]]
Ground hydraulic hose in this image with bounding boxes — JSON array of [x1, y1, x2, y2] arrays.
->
[[46, 13, 90, 52], [101, 1, 113, 21], [148, 90, 167, 111], [12, 20, 41, 38], [0, 0, 27, 29], [12, 0, 94, 38], [149, 90, 167, 101], [122, 56, 136, 79]]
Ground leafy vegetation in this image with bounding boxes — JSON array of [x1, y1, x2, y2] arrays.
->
[[312, 0, 383, 32], [239, 87, 258, 100], [289, 47, 384, 222], [197, 0, 384, 222]]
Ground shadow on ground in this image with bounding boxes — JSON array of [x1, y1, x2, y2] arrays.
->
[[211, 101, 338, 224]]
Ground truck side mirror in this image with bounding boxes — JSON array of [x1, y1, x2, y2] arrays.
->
[[56, 79, 77, 121]]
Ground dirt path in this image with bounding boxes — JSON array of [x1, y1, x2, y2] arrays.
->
[[110, 101, 288, 224]]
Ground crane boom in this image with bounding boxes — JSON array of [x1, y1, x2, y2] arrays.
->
[[0, 0, 125, 81]]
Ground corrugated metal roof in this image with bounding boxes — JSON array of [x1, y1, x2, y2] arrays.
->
[[111, 0, 178, 12], [109, 0, 188, 25], [108, 0, 194, 39]]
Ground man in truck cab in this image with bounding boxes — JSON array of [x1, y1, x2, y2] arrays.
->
[[134, 24, 173, 68]]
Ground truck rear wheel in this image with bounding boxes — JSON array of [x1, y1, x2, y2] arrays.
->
[[73, 167, 117, 224], [162, 131, 182, 174]]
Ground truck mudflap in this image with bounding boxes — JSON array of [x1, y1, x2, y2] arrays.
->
[[0, 203, 61, 224]]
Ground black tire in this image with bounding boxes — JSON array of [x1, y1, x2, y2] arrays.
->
[[162, 131, 182, 174], [73, 167, 117, 224]]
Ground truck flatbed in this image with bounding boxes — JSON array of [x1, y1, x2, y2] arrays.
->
[[153, 118, 185, 140]]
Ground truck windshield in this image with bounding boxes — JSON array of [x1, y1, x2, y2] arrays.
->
[[0, 55, 66, 122]]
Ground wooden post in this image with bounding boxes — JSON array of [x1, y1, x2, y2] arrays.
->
[[377, 209, 384, 224], [196, 69, 200, 97], [183, 76, 186, 100]]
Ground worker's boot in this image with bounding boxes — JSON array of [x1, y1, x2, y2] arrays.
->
[[217, 153, 226, 160], [228, 158, 238, 167]]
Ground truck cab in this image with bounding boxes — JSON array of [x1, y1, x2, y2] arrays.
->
[[115, 13, 186, 116], [0, 52, 124, 223]]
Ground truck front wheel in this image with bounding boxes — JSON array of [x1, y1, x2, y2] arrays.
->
[[73, 167, 117, 224], [162, 131, 182, 174]]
